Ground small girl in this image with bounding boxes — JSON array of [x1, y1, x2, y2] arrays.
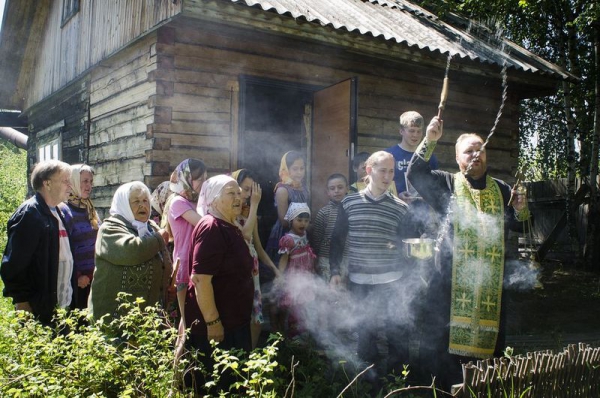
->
[[277, 202, 316, 338], [265, 151, 310, 265]]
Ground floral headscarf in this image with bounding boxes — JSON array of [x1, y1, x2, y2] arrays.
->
[[170, 159, 200, 202], [150, 181, 172, 216], [67, 164, 100, 230]]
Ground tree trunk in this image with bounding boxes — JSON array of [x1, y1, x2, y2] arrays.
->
[[585, 21, 600, 271], [556, 25, 579, 260]]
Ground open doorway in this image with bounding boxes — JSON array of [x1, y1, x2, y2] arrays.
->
[[238, 76, 358, 244], [238, 76, 316, 243]]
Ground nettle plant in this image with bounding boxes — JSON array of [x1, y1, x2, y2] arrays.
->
[[0, 294, 283, 397], [0, 291, 417, 397]]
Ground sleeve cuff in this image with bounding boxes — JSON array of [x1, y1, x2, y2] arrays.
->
[[415, 138, 437, 161]]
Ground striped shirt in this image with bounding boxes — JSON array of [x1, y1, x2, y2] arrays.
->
[[310, 200, 343, 258], [330, 191, 409, 284]]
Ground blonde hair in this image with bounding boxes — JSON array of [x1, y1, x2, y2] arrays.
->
[[399, 111, 424, 130], [364, 151, 393, 184], [365, 151, 393, 169], [455, 133, 484, 154]]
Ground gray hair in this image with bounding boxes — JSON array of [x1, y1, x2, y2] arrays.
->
[[31, 160, 71, 191]]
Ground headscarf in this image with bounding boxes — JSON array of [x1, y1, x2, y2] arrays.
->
[[109, 181, 153, 237], [197, 175, 236, 217], [150, 181, 172, 216], [284, 202, 311, 221], [231, 169, 251, 219], [169, 159, 200, 202], [278, 151, 294, 186], [67, 164, 100, 230]]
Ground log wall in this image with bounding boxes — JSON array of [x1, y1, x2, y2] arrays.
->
[[150, 17, 519, 187], [23, 1, 527, 217], [24, 0, 180, 110], [26, 75, 90, 174], [87, 34, 158, 213]]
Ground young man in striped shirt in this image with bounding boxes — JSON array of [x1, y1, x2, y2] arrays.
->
[[330, 151, 413, 390]]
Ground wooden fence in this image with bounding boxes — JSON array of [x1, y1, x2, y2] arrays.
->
[[457, 343, 600, 397]]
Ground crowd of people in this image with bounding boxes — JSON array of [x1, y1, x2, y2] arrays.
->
[[0, 111, 530, 395]]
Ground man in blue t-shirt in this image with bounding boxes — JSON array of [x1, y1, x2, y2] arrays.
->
[[385, 111, 439, 203]]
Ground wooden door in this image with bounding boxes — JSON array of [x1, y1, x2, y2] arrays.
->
[[310, 77, 358, 213]]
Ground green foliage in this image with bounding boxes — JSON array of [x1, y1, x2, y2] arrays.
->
[[0, 292, 435, 397], [0, 294, 181, 397], [0, 141, 27, 253], [415, 0, 597, 182]]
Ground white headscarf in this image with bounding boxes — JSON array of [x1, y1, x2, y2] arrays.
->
[[197, 175, 236, 217], [284, 202, 311, 221], [109, 181, 153, 237]]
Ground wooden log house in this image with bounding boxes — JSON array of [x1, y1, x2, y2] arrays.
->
[[0, 0, 574, 222]]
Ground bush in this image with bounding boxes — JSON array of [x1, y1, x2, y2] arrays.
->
[[0, 291, 420, 397], [0, 141, 27, 254], [0, 294, 286, 397]]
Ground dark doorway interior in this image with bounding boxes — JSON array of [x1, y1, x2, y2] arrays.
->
[[238, 76, 316, 245]]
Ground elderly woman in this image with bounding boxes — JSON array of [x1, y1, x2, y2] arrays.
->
[[183, 175, 254, 393], [88, 181, 171, 320], [60, 164, 100, 309]]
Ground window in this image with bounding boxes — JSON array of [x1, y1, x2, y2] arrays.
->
[[61, 0, 80, 26], [38, 139, 60, 162]]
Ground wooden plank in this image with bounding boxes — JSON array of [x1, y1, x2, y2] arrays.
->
[[90, 82, 155, 119], [151, 131, 230, 148], [91, 104, 153, 134], [91, 53, 151, 101], [148, 121, 231, 136], [148, 148, 230, 170], [151, 93, 230, 113], [171, 110, 230, 123], [93, 157, 151, 187], [88, 134, 151, 161], [173, 83, 230, 98], [91, 114, 153, 145]]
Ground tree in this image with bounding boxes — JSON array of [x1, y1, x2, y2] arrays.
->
[[415, 0, 599, 269]]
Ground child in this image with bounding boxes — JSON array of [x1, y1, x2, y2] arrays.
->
[[232, 168, 281, 348], [385, 111, 438, 202], [265, 151, 310, 263], [349, 151, 398, 196], [311, 173, 349, 283], [277, 202, 315, 338]]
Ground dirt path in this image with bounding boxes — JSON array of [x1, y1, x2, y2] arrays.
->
[[505, 259, 600, 352]]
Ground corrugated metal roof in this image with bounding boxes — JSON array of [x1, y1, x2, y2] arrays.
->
[[228, 0, 574, 81]]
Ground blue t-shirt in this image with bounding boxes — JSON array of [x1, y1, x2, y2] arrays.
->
[[385, 144, 439, 194]]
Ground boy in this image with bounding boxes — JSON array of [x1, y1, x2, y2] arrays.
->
[[385, 111, 438, 202], [330, 152, 411, 388], [349, 151, 398, 196], [310, 173, 349, 282]]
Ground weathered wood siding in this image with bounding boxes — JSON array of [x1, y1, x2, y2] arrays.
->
[[150, 15, 518, 185], [26, 76, 90, 171], [88, 34, 158, 212], [24, 0, 181, 110]]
